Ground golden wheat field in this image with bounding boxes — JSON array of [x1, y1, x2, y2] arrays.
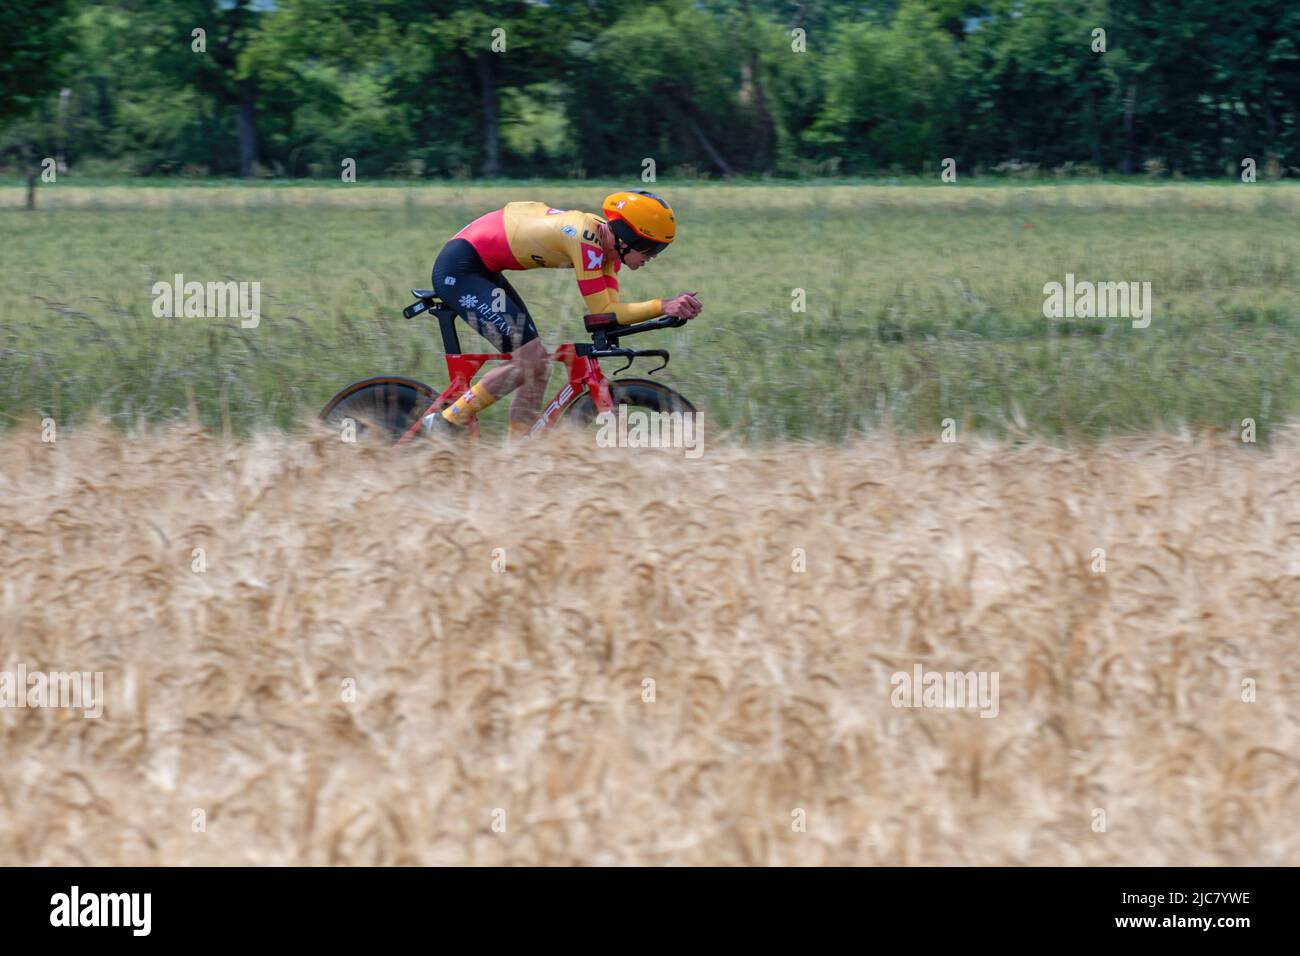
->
[[1, 424, 1298, 866]]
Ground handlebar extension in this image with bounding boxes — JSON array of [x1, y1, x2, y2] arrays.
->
[[583, 313, 687, 339]]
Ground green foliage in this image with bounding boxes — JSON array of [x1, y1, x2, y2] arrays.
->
[[1, 0, 1298, 177], [810, 2, 956, 170], [0, 0, 74, 123]]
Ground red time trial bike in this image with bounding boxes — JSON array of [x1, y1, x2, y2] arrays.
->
[[319, 288, 696, 442]]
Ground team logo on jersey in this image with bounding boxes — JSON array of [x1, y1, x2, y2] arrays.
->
[[561, 225, 577, 236], [582, 244, 603, 271], [546, 207, 564, 215]]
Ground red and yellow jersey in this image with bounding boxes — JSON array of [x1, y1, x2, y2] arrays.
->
[[451, 202, 663, 325]]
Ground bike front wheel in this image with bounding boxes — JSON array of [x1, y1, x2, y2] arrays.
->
[[560, 378, 697, 425]]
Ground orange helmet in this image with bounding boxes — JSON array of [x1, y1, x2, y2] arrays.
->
[[602, 190, 675, 258]]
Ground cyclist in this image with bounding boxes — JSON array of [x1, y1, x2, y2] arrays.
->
[[425, 190, 702, 437]]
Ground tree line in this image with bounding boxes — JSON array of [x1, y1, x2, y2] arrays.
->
[[2, 0, 1297, 180]]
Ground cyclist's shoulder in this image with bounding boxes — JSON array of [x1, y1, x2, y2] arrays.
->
[[508, 202, 601, 225], [503, 201, 585, 216], [504, 200, 548, 214], [528, 206, 603, 247]]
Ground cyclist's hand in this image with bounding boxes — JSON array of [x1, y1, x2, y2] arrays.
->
[[662, 291, 702, 320]]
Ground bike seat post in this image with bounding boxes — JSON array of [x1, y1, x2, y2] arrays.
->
[[436, 308, 462, 355]]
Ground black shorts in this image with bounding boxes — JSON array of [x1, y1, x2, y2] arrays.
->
[[431, 238, 539, 353]]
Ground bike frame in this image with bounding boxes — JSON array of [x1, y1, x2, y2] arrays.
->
[[395, 342, 615, 445], [394, 297, 619, 445]]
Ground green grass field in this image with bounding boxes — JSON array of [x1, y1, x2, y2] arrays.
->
[[2, 182, 1297, 441]]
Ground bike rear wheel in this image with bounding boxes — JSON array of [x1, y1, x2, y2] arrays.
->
[[319, 376, 438, 441]]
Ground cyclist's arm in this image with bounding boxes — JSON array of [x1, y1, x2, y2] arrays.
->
[[570, 239, 662, 324]]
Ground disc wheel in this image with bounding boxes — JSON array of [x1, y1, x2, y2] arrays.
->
[[319, 376, 439, 442]]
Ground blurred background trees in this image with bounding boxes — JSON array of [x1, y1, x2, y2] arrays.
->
[[1, 0, 1296, 179]]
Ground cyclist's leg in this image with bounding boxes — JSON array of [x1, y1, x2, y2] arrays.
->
[[493, 275, 549, 435], [431, 240, 542, 427], [433, 239, 537, 352]]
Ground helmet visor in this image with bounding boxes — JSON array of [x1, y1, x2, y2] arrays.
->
[[627, 237, 670, 257], [611, 218, 670, 258]]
